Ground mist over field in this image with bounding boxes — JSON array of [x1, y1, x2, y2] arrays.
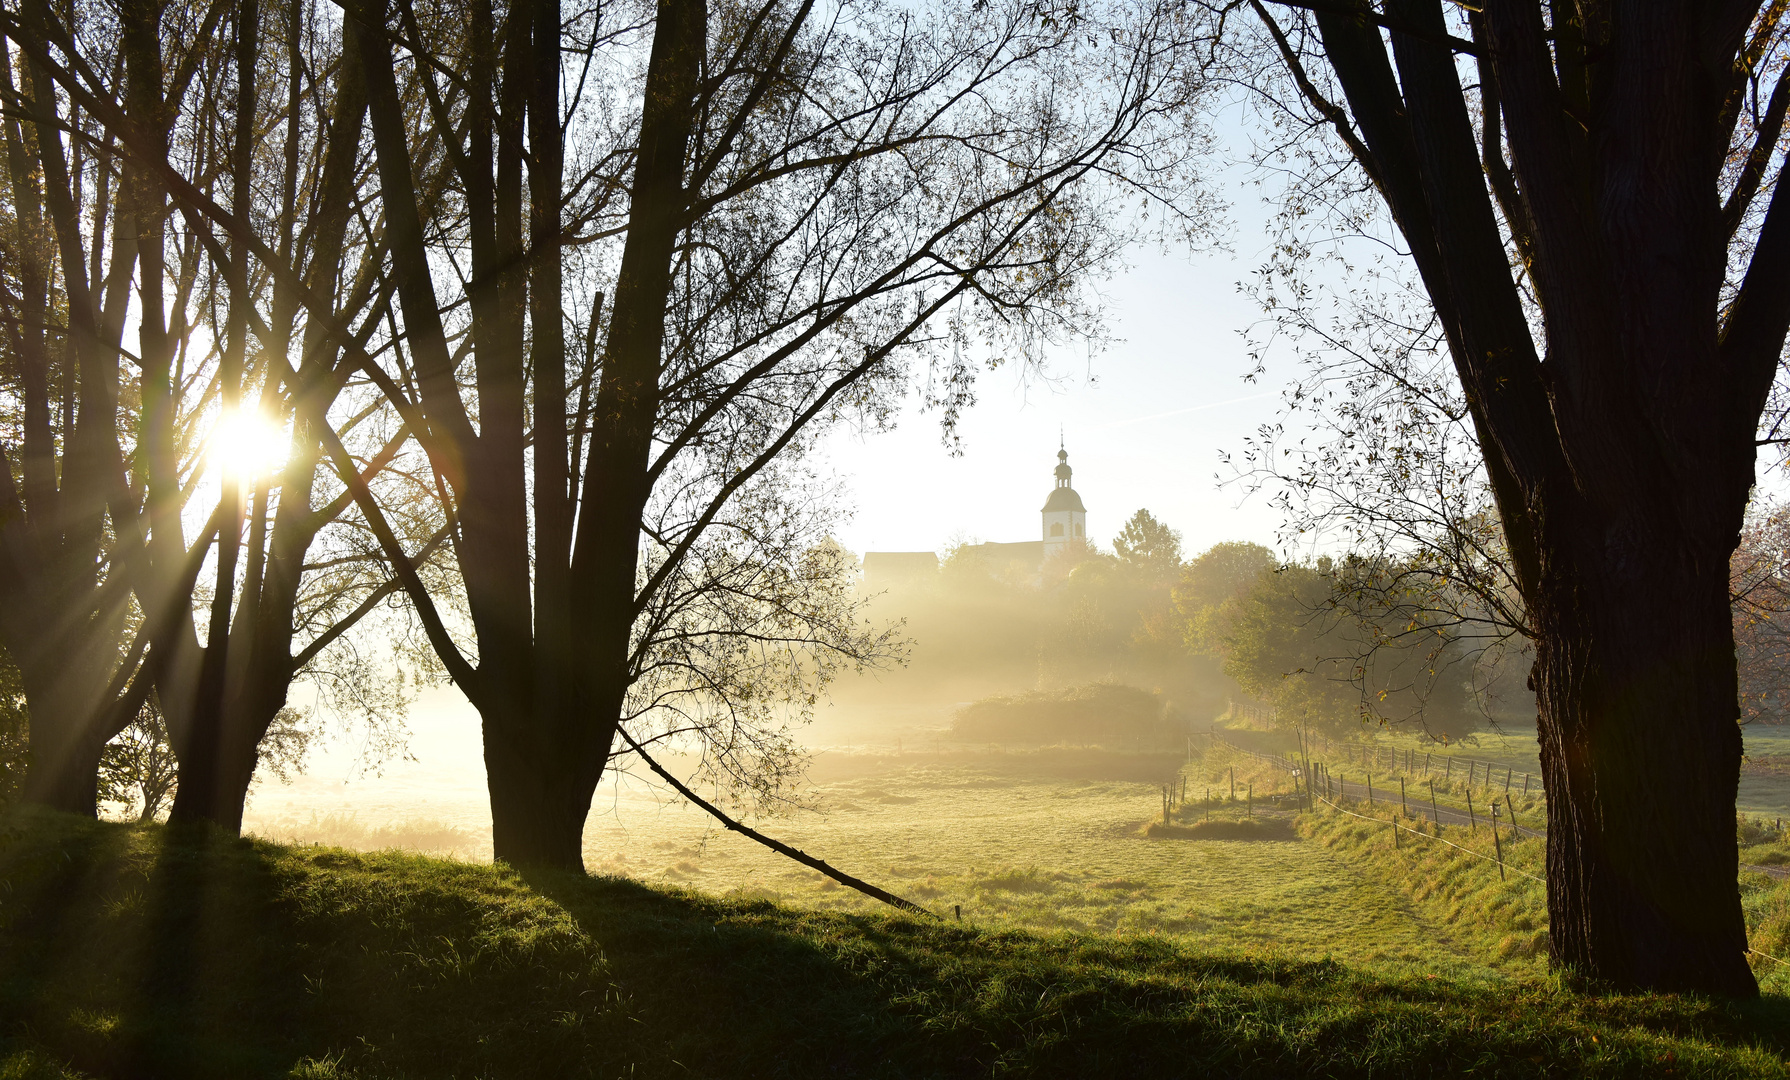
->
[[18, 0, 1790, 1071]]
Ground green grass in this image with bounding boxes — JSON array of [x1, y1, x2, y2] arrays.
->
[[5, 810, 1790, 1078], [1298, 803, 1552, 971], [574, 756, 1466, 963]]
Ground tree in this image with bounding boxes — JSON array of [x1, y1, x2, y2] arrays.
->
[[1113, 508, 1183, 581], [1173, 540, 1277, 627], [0, 2, 222, 815], [326, 0, 1217, 868], [1180, 550, 1482, 738], [0, 0, 446, 829], [1238, 0, 1790, 993]]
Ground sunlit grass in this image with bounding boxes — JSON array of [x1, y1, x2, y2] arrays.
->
[[578, 756, 1482, 976], [248, 812, 481, 858]]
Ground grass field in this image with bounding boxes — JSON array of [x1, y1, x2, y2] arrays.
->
[[564, 750, 1499, 978], [8, 810, 1790, 1078]]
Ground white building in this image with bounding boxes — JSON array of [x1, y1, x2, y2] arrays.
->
[[1041, 444, 1087, 560], [859, 440, 1089, 583]]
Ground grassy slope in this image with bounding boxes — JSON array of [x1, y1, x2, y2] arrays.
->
[[2, 813, 1790, 1078], [1194, 742, 1790, 985]]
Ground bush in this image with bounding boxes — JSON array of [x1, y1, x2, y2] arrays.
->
[[949, 683, 1184, 746]]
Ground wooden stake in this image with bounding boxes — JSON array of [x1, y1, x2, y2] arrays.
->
[[1430, 778, 1439, 824], [1491, 803, 1505, 879]]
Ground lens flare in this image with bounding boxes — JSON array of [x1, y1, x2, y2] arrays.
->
[[209, 411, 289, 482]]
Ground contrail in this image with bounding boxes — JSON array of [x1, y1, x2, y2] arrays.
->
[[1086, 390, 1278, 432]]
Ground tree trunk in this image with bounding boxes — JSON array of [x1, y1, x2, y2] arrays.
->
[[481, 694, 597, 869], [1534, 530, 1756, 994], [18, 715, 107, 815], [16, 656, 113, 814]]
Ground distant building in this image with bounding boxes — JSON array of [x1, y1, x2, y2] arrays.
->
[[861, 551, 939, 590], [953, 539, 1044, 578], [1041, 442, 1087, 560], [861, 441, 1089, 583]]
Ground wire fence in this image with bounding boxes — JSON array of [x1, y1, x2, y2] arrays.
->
[[1195, 730, 1790, 883], [1311, 734, 1543, 800], [1199, 731, 1541, 882]]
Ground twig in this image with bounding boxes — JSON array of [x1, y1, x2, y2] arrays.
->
[[614, 727, 941, 919]]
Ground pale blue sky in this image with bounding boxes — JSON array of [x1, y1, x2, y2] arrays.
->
[[817, 239, 1298, 562]]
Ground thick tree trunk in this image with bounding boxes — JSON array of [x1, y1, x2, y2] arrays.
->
[[18, 712, 107, 815], [481, 693, 602, 870], [166, 699, 267, 833], [15, 654, 113, 814], [1534, 535, 1756, 994]]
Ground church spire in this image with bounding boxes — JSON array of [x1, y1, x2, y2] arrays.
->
[[1042, 436, 1086, 554]]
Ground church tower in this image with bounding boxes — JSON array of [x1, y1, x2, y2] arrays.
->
[[1041, 440, 1087, 559]]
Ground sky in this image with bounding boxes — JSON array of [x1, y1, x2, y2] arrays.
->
[[817, 233, 1301, 562]]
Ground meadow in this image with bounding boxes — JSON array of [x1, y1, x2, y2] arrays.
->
[[240, 707, 1790, 986]]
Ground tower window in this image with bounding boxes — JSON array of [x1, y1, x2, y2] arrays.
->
[[1050, 523, 1064, 537], [1074, 523, 1083, 536]]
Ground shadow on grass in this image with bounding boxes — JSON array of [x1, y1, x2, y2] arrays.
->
[[525, 866, 1790, 1079], [0, 812, 313, 1078], [2, 810, 1790, 1079]]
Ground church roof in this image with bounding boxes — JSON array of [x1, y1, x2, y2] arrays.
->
[[1042, 486, 1085, 513]]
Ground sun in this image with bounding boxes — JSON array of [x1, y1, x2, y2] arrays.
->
[[208, 410, 289, 482]]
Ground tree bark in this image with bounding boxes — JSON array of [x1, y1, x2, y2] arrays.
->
[[1534, 523, 1753, 993]]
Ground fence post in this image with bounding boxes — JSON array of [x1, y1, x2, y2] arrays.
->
[[1491, 803, 1506, 880], [1367, 774, 1374, 805], [1446, 757, 1452, 780], [1505, 793, 1519, 844], [1401, 776, 1408, 818], [1247, 783, 1253, 818], [1467, 790, 1477, 831], [1230, 767, 1236, 800], [1394, 820, 1400, 850], [1523, 773, 1530, 797], [1504, 767, 1512, 791], [1430, 778, 1440, 824], [1424, 753, 1431, 776]]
